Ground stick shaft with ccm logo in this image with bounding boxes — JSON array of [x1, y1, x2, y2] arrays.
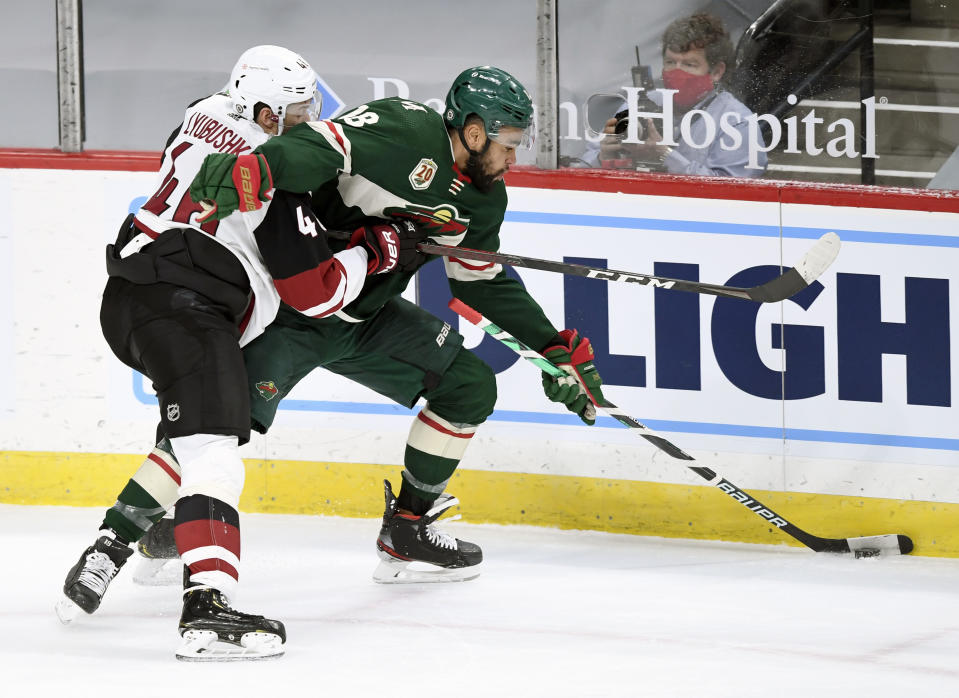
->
[[449, 298, 913, 557], [425, 232, 840, 303]]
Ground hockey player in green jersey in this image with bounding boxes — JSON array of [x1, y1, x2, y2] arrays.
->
[[70, 66, 607, 594], [189, 65, 609, 582]]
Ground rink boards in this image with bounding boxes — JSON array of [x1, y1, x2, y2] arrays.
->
[[1, 156, 957, 555]]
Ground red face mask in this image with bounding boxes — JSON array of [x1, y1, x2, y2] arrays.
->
[[662, 68, 715, 108]]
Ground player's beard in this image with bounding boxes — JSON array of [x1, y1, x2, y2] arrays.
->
[[465, 149, 507, 193]]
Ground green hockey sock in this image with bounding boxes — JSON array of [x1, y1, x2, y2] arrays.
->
[[101, 441, 182, 543]]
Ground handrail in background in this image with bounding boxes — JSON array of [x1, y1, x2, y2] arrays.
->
[[859, 0, 876, 185], [55, 0, 83, 153], [535, 0, 558, 170]]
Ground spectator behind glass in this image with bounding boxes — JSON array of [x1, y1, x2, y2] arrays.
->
[[592, 12, 767, 178]]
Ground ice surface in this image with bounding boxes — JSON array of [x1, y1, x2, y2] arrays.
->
[[4, 504, 959, 697]]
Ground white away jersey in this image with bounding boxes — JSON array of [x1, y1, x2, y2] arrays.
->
[[128, 93, 366, 345], [134, 93, 266, 237]]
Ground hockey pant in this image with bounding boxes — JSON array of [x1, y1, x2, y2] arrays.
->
[[243, 298, 497, 509], [101, 246, 253, 598]]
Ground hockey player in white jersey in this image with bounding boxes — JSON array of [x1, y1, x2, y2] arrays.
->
[[115, 46, 325, 591], [58, 45, 426, 661], [128, 44, 334, 347]]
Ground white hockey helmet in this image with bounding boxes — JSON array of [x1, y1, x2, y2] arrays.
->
[[229, 45, 320, 134]]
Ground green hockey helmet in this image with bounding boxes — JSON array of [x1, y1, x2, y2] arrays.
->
[[444, 66, 535, 150]]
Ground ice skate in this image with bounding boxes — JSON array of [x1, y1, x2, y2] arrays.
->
[[133, 517, 181, 586], [56, 532, 133, 623], [373, 479, 482, 584], [175, 586, 286, 662]]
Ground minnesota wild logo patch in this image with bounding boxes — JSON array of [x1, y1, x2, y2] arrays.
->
[[255, 380, 279, 401]]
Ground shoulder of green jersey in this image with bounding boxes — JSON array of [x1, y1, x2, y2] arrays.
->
[[338, 99, 446, 139], [306, 119, 352, 170]]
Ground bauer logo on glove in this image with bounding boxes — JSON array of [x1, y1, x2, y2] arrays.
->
[[191, 152, 273, 223], [348, 219, 430, 275]]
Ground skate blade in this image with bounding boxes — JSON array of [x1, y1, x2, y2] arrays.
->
[[175, 630, 285, 662], [55, 597, 84, 625], [372, 558, 482, 584], [132, 557, 181, 587]]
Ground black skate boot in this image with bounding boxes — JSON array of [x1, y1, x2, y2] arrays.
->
[[176, 586, 286, 661], [133, 516, 181, 587], [138, 516, 178, 558], [374, 479, 482, 583], [56, 532, 133, 623]]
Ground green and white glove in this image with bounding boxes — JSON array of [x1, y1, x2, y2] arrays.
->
[[541, 329, 606, 425], [190, 152, 273, 223]]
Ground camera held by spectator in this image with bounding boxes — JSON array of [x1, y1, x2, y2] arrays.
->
[[586, 12, 767, 178], [612, 91, 661, 143]]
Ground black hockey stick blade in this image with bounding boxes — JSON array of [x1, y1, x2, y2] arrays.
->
[[747, 232, 842, 302], [421, 232, 841, 303], [449, 298, 912, 558]]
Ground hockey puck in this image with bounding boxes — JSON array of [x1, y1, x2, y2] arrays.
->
[[854, 548, 881, 559]]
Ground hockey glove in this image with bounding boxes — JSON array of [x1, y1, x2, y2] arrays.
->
[[348, 220, 429, 275], [190, 153, 273, 223], [541, 329, 605, 425]]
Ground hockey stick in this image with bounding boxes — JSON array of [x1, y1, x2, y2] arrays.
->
[[421, 232, 840, 303], [449, 298, 913, 557]]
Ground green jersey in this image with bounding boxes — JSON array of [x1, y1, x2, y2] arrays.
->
[[199, 98, 559, 351]]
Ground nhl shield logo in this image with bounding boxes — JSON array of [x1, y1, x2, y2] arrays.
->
[[166, 403, 180, 422], [409, 158, 437, 190], [256, 380, 279, 401]]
